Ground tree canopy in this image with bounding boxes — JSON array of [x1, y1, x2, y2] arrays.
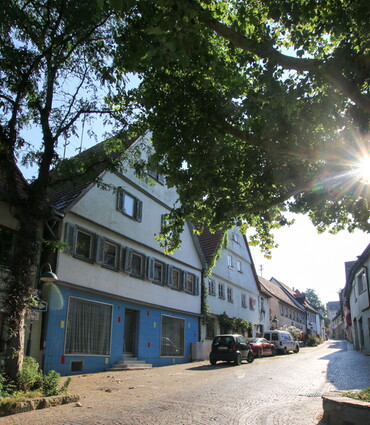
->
[[112, 0, 370, 253]]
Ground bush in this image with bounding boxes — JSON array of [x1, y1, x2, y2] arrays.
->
[[17, 356, 42, 392], [41, 370, 61, 397]]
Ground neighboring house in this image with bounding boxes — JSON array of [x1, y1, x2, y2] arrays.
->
[[344, 243, 370, 354], [41, 135, 205, 375], [326, 301, 341, 338], [293, 289, 320, 337], [198, 227, 261, 358], [260, 277, 306, 333]]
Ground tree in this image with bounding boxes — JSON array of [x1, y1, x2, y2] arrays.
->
[[0, 0, 134, 380], [113, 0, 370, 254], [304, 288, 324, 311]]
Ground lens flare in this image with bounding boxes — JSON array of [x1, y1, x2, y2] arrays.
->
[[355, 155, 370, 184]]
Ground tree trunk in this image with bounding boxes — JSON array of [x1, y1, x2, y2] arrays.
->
[[4, 207, 42, 380]]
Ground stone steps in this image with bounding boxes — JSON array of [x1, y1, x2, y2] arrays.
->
[[108, 356, 152, 371]]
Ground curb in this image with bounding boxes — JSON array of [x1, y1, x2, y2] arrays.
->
[[322, 391, 370, 425], [0, 394, 80, 417]]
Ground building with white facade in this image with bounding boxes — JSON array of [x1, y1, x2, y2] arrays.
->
[[344, 243, 370, 355], [198, 227, 261, 358], [41, 135, 205, 374]]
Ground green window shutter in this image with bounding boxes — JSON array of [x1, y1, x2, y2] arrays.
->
[[95, 235, 105, 264], [195, 276, 200, 295], [124, 248, 132, 273], [120, 246, 126, 271], [183, 271, 188, 292], [166, 264, 172, 287], [136, 199, 143, 222], [64, 223, 76, 253], [147, 257, 154, 280], [117, 188, 123, 212]]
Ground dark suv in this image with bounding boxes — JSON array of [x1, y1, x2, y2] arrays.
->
[[209, 334, 254, 365]]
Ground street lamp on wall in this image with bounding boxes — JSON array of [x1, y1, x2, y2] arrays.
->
[[40, 263, 58, 282], [272, 315, 278, 330]]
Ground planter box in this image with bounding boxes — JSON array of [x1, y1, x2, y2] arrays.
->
[[322, 391, 370, 425], [0, 394, 80, 417]]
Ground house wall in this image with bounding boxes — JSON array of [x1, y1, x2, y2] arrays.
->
[[42, 138, 204, 373], [348, 255, 370, 354], [42, 284, 199, 374], [200, 229, 261, 358]]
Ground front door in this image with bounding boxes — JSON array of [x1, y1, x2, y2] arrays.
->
[[124, 309, 137, 354]]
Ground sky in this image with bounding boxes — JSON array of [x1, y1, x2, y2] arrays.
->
[[248, 213, 369, 306]]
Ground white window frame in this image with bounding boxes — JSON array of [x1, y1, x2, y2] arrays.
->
[[208, 279, 216, 296], [117, 188, 143, 222], [241, 293, 247, 308], [236, 260, 242, 273], [227, 254, 234, 269], [218, 283, 225, 299], [227, 287, 233, 303]]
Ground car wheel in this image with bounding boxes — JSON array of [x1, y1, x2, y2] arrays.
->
[[210, 354, 217, 365], [247, 351, 254, 363], [234, 353, 242, 365], [257, 348, 262, 358], [294, 345, 300, 353]]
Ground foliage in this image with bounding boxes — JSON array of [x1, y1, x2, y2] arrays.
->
[[306, 336, 320, 347], [280, 325, 303, 341], [112, 0, 370, 254], [41, 370, 62, 397], [1, 357, 71, 399], [0, 0, 133, 379], [305, 288, 325, 311], [342, 387, 370, 403], [218, 312, 253, 333], [16, 356, 42, 392]]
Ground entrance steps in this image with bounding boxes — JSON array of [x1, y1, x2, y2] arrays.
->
[[108, 354, 152, 371]]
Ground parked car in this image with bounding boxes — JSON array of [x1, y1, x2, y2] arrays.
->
[[209, 334, 254, 365], [248, 337, 275, 357], [263, 330, 300, 354]]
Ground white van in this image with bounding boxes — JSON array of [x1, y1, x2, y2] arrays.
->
[[263, 330, 300, 354]]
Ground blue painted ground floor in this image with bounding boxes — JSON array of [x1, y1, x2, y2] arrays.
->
[[41, 283, 200, 375]]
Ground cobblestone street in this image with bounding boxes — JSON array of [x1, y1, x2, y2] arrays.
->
[[2, 340, 369, 425]]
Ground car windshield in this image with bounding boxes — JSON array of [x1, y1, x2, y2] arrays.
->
[[249, 338, 260, 343], [213, 336, 234, 346]]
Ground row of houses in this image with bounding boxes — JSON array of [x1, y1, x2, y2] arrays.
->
[[328, 243, 370, 355], [1, 134, 324, 375]]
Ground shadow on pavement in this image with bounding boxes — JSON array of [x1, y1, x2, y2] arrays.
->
[[319, 339, 370, 391], [186, 361, 251, 371]]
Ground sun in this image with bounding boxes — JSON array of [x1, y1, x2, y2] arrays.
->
[[355, 155, 370, 184]]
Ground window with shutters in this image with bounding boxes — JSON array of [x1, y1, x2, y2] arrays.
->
[[187, 274, 195, 293], [148, 169, 165, 184], [102, 240, 119, 269], [130, 252, 145, 278], [171, 267, 182, 290], [117, 188, 142, 221], [64, 223, 95, 262]]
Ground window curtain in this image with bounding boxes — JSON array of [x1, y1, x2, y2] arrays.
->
[[65, 297, 112, 355]]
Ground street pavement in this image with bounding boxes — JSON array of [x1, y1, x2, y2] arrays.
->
[[1, 339, 369, 425]]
